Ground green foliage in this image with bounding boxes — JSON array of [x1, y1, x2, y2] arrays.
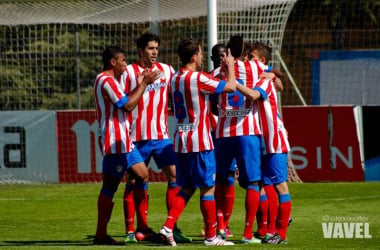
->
[[0, 24, 103, 110]]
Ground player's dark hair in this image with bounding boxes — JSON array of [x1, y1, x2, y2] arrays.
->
[[102, 45, 125, 71], [177, 38, 200, 66], [242, 42, 253, 59], [227, 35, 244, 58], [252, 41, 272, 64], [211, 43, 226, 57], [136, 32, 160, 50]]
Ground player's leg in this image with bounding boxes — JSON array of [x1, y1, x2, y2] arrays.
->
[[214, 137, 235, 238], [237, 135, 262, 244], [159, 152, 195, 246], [200, 185, 232, 246], [131, 141, 155, 241], [195, 150, 234, 246], [94, 174, 122, 245], [123, 174, 136, 243], [95, 153, 134, 245], [223, 165, 237, 237], [263, 184, 277, 237], [255, 183, 268, 239], [262, 153, 291, 244], [152, 139, 191, 243], [261, 154, 279, 238]]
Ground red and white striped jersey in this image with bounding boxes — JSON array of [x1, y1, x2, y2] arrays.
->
[[94, 72, 134, 155], [255, 78, 290, 154], [171, 68, 226, 153], [120, 62, 175, 141], [214, 59, 269, 138]]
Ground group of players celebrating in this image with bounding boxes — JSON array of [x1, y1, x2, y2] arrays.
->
[[93, 32, 292, 246]]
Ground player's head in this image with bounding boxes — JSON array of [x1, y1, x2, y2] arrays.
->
[[210, 43, 226, 68], [102, 45, 126, 75], [136, 32, 160, 67], [227, 35, 244, 59], [242, 42, 253, 62], [178, 38, 202, 68], [250, 41, 272, 65]]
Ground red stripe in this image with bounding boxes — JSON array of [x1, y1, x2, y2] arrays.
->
[[112, 108, 121, 154], [101, 79, 112, 154], [244, 61, 254, 89], [146, 90, 154, 139], [279, 129, 288, 152], [197, 73, 206, 151], [259, 102, 270, 153], [243, 61, 254, 135], [184, 72, 193, 152], [270, 93, 279, 151], [132, 64, 143, 141], [155, 63, 166, 139], [174, 74, 183, 151]]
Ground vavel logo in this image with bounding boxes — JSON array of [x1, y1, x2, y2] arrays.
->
[[322, 215, 372, 239]]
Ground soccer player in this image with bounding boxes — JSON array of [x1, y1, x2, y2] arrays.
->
[[158, 38, 236, 247], [213, 35, 277, 244], [250, 42, 292, 244], [120, 33, 191, 243], [93, 45, 161, 245], [210, 43, 236, 239]]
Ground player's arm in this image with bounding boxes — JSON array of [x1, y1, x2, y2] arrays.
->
[[236, 81, 262, 101], [260, 71, 283, 92], [221, 49, 237, 93], [123, 69, 162, 111]]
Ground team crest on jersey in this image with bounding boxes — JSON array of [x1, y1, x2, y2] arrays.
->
[[116, 165, 123, 173]]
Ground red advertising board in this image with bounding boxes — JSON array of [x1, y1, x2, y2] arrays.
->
[[56, 111, 167, 183], [282, 106, 364, 182], [57, 111, 102, 182], [56, 106, 364, 183]]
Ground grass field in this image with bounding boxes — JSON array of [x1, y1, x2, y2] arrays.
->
[[0, 182, 379, 249]]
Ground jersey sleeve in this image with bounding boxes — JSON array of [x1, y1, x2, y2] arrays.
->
[[254, 78, 275, 101], [103, 77, 129, 108], [198, 72, 226, 95]]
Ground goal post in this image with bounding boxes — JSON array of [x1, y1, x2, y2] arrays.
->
[[0, 0, 301, 183]]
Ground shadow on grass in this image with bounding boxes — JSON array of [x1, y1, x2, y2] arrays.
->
[[1, 234, 210, 247], [0, 240, 92, 247]]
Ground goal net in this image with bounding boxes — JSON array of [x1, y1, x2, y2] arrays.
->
[[0, 0, 301, 183]]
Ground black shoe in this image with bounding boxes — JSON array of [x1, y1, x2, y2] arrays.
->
[[253, 231, 266, 240], [263, 233, 287, 244], [288, 217, 293, 226], [93, 235, 125, 245], [135, 227, 160, 242]]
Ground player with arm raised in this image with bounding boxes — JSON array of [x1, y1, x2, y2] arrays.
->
[[209, 43, 237, 239], [158, 38, 236, 247]]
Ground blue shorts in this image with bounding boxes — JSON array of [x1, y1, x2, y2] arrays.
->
[[134, 139, 177, 169], [262, 153, 288, 185], [176, 150, 216, 189], [102, 147, 144, 178], [215, 135, 261, 188]]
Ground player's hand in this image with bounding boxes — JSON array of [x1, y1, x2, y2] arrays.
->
[[138, 69, 163, 85], [223, 48, 235, 67], [260, 72, 275, 80], [271, 68, 283, 78]]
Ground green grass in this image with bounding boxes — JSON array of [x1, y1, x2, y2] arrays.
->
[[0, 182, 379, 249]]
